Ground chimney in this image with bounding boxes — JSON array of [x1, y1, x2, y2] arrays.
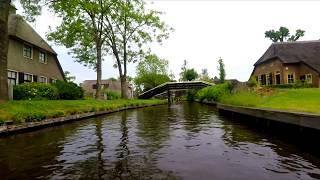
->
[[9, 4, 17, 15]]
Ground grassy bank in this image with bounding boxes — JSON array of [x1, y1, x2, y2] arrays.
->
[[220, 88, 320, 114], [0, 99, 166, 125]]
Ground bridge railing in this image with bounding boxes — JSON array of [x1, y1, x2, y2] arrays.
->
[[138, 81, 214, 99]]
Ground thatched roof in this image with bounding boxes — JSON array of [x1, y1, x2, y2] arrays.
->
[[8, 14, 56, 54], [254, 40, 320, 73]]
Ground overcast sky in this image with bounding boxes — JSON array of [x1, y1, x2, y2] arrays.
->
[[15, 1, 320, 83]]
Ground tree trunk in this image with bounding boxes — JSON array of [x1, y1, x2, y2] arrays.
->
[[95, 44, 102, 99], [120, 75, 128, 99], [0, 0, 10, 102]]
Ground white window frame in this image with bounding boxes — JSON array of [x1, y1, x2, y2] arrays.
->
[[306, 74, 312, 84], [287, 73, 295, 84], [23, 43, 33, 59], [51, 79, 57, 84], [39, 51, 47, 64], [258, 75, 262, 85], [7, 69, 18, 85], [24, 73, 33, 83], [39, 76, 48, 84]]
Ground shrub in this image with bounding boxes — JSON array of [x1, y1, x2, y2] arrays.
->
[[197, 82, 233, 102], [53, 80, 84, 100], [103, 90, 121, 100], [13, 83, 59, 100], [186, 89, 198, 101], [269, 81, 314, 89], [247, 77, 258, 88]]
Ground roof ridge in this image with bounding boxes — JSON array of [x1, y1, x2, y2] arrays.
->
[[272, 40, 320, 45]]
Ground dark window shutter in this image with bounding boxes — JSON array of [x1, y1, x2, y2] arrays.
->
[[18, 72, 24, 84], [33, 75, 37, 82], [49, 78, 53, 84]]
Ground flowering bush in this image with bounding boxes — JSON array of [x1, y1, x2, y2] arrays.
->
[[13, 83, 59, 100]]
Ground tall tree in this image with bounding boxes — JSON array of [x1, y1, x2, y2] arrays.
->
[[134, 54, 171, 92], [217, 57, 225, 83], [182, 69, 198, 81], [265, 26, 305, 42], [179, 59, 187, 81], [0, 0, 10, 101], [200, 68, 210, 82], [48, 0, 109, 99], [102, 0, 172, 98]]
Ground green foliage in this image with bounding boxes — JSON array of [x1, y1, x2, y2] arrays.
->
[[47, 0, 109, 98], [186, 89, 198, 101], [134, 54, 171, 92], [197, 82, 233, 102], [64, 71, 76, 82], [265, 26, 305, 42], [0, 99, 166, 124], [13, 83, 59, 100], [217, 57, 226, 83], [19, 0, 42, 22], [97, 0, 172, 98], [182, 68, 198, 81], [104, 90, 121, 100], [53, 80, 84, 100], [247, 77, 258, 88]]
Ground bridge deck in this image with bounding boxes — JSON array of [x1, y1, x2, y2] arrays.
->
[[138, 81, 213, 99]]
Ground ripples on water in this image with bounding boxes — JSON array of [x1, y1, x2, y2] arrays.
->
[[0, 103, 320, 179]]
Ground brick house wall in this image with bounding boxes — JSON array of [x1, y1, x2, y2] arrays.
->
[[252, 58, 320, 87]]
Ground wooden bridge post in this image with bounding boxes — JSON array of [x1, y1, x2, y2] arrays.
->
[[167, 89, 172, 105]]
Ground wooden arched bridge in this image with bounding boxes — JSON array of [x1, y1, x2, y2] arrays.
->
[[138, 81, 214, 101]]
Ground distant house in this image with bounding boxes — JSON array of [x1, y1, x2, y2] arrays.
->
[[6, 7, 64, 87], [251, 40, 320, 87], [81, 79, 133, 99]]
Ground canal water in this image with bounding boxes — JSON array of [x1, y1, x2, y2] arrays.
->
[[0, 103, 320, 180]]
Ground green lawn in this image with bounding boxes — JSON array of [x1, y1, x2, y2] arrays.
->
[[0, 99, 166, 124], [220, 88, 320, 114]]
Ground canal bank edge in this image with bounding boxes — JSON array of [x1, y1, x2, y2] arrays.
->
[[0, 103, 167, 136], [197, 101, 320, 131]]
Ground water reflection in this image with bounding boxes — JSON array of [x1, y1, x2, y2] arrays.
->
[[0, 103, 320, 179]]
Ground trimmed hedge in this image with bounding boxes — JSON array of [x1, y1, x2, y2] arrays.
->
[[53, 80, 84, 100], [13, 83, 59, 100], [269, 81, 315, 89]]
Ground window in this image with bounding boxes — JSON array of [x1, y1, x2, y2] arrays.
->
[[267, 73, 273, 85], [260, 74, 266, 85], [23, 44, 33, 59], [39, 76, 47, 83], [39, 51, 47, 64], [287, 74, 294, 84], [258, 75, 262, 85], [24, 73, 33, 83], [7, 70, 17, 86], [92, 84, 97, 89], [306, 74, 312, 84]]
